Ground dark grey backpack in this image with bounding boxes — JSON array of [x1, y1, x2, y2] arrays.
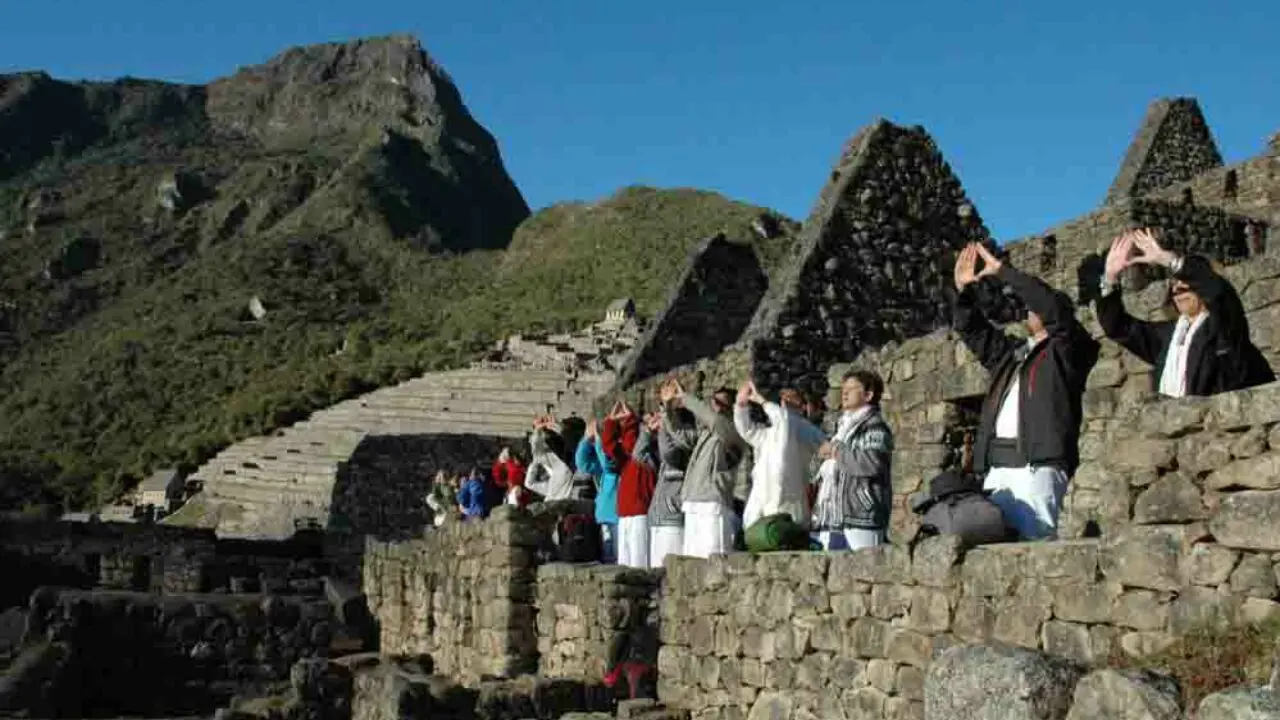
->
[[911, 471, 1010, 549]]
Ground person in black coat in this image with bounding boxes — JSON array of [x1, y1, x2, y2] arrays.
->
[[952, 242, 1101, 540], [1097, 228, 1274, 398]]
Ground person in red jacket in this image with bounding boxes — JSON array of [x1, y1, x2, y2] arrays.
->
[[492, 447, 528, 507], [606, 401, 649, 567]]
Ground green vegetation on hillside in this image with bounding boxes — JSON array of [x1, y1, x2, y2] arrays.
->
[[0, 154, 792, 511]]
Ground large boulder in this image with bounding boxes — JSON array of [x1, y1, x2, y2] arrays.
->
[[924, 644, 1084, 720], [1064, 669, 1181, 720], [1198, 687, 1280, 719]]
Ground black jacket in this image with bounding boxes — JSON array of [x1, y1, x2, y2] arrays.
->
[[955, 266, 1101, 477], [1096, 255, 1275, 397]]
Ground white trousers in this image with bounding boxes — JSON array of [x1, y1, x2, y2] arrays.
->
[[617, 515, 650, 568], [813, 528, 884, 551], [983, 465, 1069, 540], [681, 502, 738, 559], [649, 525, 684, 569]]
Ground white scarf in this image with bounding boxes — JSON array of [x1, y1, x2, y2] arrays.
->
[[1158, 312, 1208, 398], [817, 406, 871, 488]]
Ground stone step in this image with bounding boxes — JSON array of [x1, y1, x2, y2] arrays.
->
[[305, 413, 530, 437], [195, 465, 336, 487], [378, 387, 569, 406], [353, 396, 559, 418], [400, 372, 577, 393], [205, 481, 330, 508]]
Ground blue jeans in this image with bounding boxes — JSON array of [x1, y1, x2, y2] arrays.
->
[[600, 522, 618, 563]]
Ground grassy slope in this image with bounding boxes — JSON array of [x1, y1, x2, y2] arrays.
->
[[0, 156, 791, 511]]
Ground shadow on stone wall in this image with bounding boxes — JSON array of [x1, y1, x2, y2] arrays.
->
[[329, 433, 509, 541]]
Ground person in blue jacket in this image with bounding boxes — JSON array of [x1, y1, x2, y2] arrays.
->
[[456, 466, 490, 521], [576, 404, 627, 563]]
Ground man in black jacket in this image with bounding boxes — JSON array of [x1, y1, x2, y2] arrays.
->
[[953, 242, 1100, 540], [1098, 228, 1274, 398]]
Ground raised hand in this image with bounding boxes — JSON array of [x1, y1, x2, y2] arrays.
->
[[736, 381, 754, 407], [670, 379, 685, 399], [973, 243, 1003, 278], [953, 244, 979, 291], [1129, 228, 1176, 268], [747, 381, 765, 405], [585, 419, 598, 439], [1104, 231, 1135, 284]]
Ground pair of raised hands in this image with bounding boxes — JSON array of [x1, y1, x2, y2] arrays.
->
[[657, 378, 685, 403], [584, 400, 635, 439], [735, 380, 765, 407], [532, 414, 557, 430], [953, 242, 1003, 291], [1104, 228, 1175, 284]]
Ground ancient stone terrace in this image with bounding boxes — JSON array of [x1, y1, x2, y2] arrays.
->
[[359, 377, 1280, 719], [173, 367, 615, 539]]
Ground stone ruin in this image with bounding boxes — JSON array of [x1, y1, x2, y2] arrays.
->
[[5, 97, 1280, 719]]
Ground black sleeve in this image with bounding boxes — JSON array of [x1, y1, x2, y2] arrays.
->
[[1095, 286, 1167, 366], [953, 285, 1020, 373]]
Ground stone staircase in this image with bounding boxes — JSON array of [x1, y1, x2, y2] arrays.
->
[[170, 368, 615, 538]]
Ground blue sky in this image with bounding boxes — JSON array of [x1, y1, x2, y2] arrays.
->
[[4, 0, 1277, 241]]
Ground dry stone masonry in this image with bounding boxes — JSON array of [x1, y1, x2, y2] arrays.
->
[[3, 589, 333, 717], [362, 507, 543, 683], [537, 564, 662, 683], [1105, 97, 1224, 204], [740, 119, 1022, 398], [612, 234, 768, 390]]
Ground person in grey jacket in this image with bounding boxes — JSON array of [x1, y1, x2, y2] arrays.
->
[[669, 379, 747, 558], [812, 370, 894, 550], [647, 387, 698, 568]]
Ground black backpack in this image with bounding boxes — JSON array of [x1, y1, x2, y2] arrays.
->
[[554, 513, 602, 563]]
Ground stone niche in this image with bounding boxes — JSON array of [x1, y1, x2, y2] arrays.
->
[[1104, 96, 1224, 205], [743, 119, 1021, 398], [612, 233, 768, 391]]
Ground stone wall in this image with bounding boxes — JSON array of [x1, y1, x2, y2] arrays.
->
[[210, 532, 332, 595], [658, 523, 1280, 720], [6, 588, 332, 717], [742, 120, 1022, 399], [611, 234, 768, 391], [330, 433, 509, 540], [536, 564, 662, 682], [1104, 97, 1223, 204], [836, 255, 1280, 544], [0, 519, 216, 608], [362, 507, 542, 683]]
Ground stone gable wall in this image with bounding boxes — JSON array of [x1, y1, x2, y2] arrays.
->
[[1104, 97, 1223, 204]]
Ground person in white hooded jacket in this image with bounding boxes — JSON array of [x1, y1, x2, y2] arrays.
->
[[524, 417, 575, 501], [733, 380, 826, 531]]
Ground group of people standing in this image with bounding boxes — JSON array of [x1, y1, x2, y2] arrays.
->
[[428, 227, 1274, 562]]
